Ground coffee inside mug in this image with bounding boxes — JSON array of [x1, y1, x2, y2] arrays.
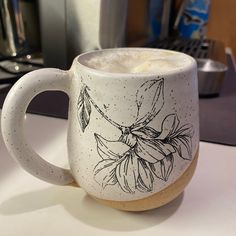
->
[[78, 48, 194, 74]]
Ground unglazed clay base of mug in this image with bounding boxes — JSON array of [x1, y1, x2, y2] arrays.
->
[[90, 148, 199, 211]]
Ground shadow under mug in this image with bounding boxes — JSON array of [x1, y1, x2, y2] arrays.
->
[[1, 48, 199, 211]]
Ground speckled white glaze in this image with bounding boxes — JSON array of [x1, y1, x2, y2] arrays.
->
[[1, 48, 199, 202]]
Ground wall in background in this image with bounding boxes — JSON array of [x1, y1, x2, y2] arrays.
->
[[207, 0, 236, 57], [126, 0, 149, 45]]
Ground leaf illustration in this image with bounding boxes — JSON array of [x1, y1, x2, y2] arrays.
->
[[131, 126, 160, 140], [158, 114, 180, 140], [173, 136, 192, 160], [136, 159, 154, 192], [171, 124, 194, 139], [134, 138, 175, 163], [94, 159, 118, 188], [95, 134, 130, 160], [133, 79, 164, 128], [160, 154, 174, 181], [115, 152, 139, 194], [77, 86, 91, 132], [147, 161, 164, 181], [170, 124, 194, 160]]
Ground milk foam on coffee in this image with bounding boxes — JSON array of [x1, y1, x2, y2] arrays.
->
[[82, 50, 192, 74]]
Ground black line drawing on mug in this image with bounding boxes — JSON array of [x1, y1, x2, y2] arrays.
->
[[77, 79, 194, 194]]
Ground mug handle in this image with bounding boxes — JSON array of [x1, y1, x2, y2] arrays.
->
[[1, 68, 76, 185]]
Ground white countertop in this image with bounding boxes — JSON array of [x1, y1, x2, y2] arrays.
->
[[0, 112, 236, 236]]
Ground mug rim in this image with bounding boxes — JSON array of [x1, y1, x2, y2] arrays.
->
[[74, 47, 197, 78]]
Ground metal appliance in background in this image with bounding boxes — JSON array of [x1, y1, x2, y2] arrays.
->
[[149, 38, 228, 97], [39, 0, 128, 69], [0, 0, 42, 82], [1, 0, 26, 57], [197, 58, 227, 96], [0, 0, 40, 57]]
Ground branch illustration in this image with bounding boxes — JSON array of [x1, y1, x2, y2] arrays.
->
[[77, 80, 194, 195]]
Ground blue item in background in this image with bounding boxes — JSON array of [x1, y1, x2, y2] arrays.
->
[[178, 0, 211, 39], [149, 0, 163, 40]]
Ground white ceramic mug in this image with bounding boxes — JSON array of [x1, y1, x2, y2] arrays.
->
[[1, 48, 199, 211]]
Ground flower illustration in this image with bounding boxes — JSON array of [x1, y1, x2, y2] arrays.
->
[[77, 79, 194, 194]]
